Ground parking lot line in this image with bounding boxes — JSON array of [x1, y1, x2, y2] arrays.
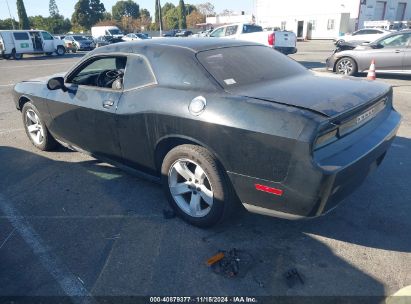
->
[[0, 228, 15, 250], [0, 194, 96, 303], [0, 84, 14, 87]]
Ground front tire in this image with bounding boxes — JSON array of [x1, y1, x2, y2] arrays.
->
[[22, 102, 58, 151], [161, 145, 234, 227], [12, 49, 23, 60], [56, 46, 65, 56], [335, 57, 357, 76]]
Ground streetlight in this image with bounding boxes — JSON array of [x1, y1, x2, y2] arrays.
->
[[158, 0, 162, 37], [5, 0, 16, 29]]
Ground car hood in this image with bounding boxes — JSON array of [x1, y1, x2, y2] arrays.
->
[[228, 72, 390, 117]]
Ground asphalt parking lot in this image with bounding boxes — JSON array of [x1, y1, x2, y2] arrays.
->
[[0, 41, 410, 301]]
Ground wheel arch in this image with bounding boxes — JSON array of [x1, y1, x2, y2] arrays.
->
[[18, 95, 32, 111], [154, 135, 229, 175]]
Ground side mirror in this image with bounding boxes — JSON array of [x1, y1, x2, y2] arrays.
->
[[47, 77, 67, 92], [371, 43, 384, 49]]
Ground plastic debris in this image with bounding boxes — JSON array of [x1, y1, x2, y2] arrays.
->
[[207, 248, 253, 278]]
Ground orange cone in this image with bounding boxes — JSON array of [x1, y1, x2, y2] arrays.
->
[[367, 59, 376, 80]]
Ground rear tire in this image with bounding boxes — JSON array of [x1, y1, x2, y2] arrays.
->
[[335, 57, 357, 76], [22, 102, 58, 151], [56, 46, 65, 56], [161, 144, 235, 227], [12, 49, 23, 60]]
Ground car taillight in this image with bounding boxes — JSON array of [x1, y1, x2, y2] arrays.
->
[[268, 33, 275, 46]]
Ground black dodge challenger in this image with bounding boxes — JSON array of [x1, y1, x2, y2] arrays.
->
[[13, 39, 401, 227]]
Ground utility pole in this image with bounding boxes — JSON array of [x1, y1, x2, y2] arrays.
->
[[158, 0, 162, 36], [5, 0, 16, 29]]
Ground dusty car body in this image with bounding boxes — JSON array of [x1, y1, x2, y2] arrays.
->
[[13, 39, 401, 226]]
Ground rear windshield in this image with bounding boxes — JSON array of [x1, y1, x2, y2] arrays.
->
[[243, 24, 263, 33], [73, 35, 87, 41], [197, 46, 307, 89]]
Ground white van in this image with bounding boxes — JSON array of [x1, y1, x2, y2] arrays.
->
[[0, 30, 66, 59], [91, 26, 123, 39]]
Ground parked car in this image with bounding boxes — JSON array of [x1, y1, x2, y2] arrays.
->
[[91, 26, 123, 39], [327, 30, 411, 75], [94, 36, 124, 48], [13, 39, 401, 227], [122, 33, 151, 41], [64, 35, 95, 51], [334, 28, 391, 45], [175, 30, 193, 37], [163, 30, 179, 37], [0, 30, 65, 59], [209, 23, 297, 55]]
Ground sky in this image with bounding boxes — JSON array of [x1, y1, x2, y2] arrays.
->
[[0, 0, 254, 20]]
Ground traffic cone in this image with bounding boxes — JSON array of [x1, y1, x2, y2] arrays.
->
[[367, 59, 376, 80]]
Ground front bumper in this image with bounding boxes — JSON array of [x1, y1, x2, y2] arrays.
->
[[326, 55, 337, 71], [230, 107, 401, 219]]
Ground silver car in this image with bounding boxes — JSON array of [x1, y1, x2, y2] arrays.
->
[[327, 30, 411, 76]]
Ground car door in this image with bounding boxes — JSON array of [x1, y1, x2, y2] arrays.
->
[[46, 55, 127, 162], [40, 31, 55, 52], [362, 33, 411, 71], [12, 31, 33, 53], [401, 34, 411, 72]]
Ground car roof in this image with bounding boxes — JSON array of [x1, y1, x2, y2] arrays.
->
[[94, 38, 261, 54]]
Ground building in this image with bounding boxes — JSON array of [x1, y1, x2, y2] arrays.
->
[[254, 0, 411, 39], [206, 13, 254, 27]]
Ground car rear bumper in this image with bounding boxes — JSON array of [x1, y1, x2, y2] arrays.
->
[[275, 46, 297, 55], [230, 108, 401, 219]]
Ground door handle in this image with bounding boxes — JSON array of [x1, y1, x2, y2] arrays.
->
[[102, 100, 114, 108]]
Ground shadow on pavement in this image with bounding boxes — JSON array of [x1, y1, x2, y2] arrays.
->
[[299, 61, 326, 69], [1, 139, 408, 296]]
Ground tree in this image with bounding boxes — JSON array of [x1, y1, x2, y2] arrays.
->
[[221, 9, 233, 16], [186, 11, 204, 28], [16, 0, 30, 29], [162, 2, 175, 16], [185, 4, 197, 16], [164, 7, 178, 30], [49, 0, 59, 17], [29, 15, 71, 33], [140, 8, 150, 19], [112, 0, 140, 22], [0, 18, 19, 30], [178, 0, 186, 29], [72, 0, 106, 30], [196, 2, 215, 17]]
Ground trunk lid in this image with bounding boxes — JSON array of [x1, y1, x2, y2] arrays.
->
[[228, 73, 390, 117]]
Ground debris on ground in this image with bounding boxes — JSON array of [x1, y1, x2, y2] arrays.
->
[[163, 209, 176, 219], [284, 268, 304, 288], [207, 248, 253, 278]]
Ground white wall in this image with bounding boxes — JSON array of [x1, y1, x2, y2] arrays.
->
[[255, 0, 411, 39], [206, 14, 254, 25], [358, 0, 411, 28]]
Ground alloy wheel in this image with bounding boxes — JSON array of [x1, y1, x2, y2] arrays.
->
[[25, 109, 44, 145], [168, 159, 214, 218], [337, 59, 353, 75]]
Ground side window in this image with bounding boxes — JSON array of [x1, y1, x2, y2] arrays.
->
[[41, 32, 53, 40], [68, 56, 127, 89], [210, 27, 225, 37], [13, 32, 29, 40], [243, 25, 263, 33], [379, 33, 411, 47], [225, 25, 238, 36], [123, 55, 156, 89]]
